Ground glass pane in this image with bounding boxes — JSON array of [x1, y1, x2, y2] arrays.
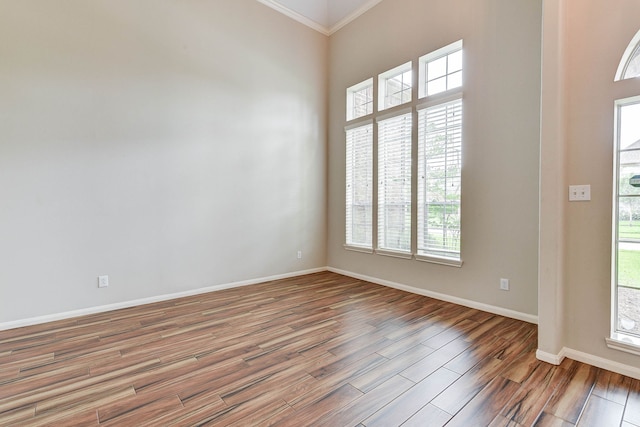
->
[[448, 50, 463, 72], [428, 56, 447, 80], [619, 197, 640, 240], [617, 284, 640, 336], [427, 77, 447, 96], [448, 71, 463, 90], [623, 46, 640, 79], [619, 157, 640, 196], [620, 102, 640, 150]]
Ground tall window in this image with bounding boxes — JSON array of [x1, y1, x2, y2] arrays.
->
[[418, 99, 462, 261], [417, 40, 464, 264], [344, 40, 464, 266], [345, 79, 374, 250], [378, 113, 412, 254], [345, 123, 373, 249], [612, 97, 640, 343], [609, 31, 640, 353]]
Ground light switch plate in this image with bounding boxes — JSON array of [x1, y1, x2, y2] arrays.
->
[[569, 185, 591, 201]]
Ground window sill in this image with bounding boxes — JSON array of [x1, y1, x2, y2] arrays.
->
[[415, 254, 463, 268], [344, 244, 374, 254], [375, 249, 413, 259], [605, 333, 640, 357]]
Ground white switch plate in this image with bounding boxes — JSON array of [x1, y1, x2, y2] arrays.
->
[[569, 185, 591, 201], [500, 278, 510, 291], [98, 275, 109, 288]]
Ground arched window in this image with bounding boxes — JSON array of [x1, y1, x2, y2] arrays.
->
[[615, 29, 640, 81]]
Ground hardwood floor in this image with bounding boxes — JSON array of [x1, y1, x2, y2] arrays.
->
[[1, 271, 639, 426]]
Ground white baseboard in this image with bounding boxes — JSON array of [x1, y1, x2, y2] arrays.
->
[[564, 347, 640, 380], [0, 267, 327, 331], [536, 348, 566, 365], [536, 346, 640, 380], [327, 267, 539, 324]]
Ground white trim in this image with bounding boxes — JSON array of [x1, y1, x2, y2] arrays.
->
[[606, 335, 640, 357], [345, 118, 374, 131], [254, 0, 330, 36], [416, 91, 463, 110], [375, 249, 413, 260], [564, 347, 640, 380], [327, 267, 539, 324], [328, 0, 384, 35], [536, 348, 566, 365], [0, 267, 326, 331], [536, 346, 640, 380], [375, 106, 413, 123], [415, 254, 463, 268], [344, 244, 374, 254]]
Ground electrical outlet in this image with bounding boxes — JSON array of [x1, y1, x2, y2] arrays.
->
[[568, 185, 591, 201], [98, 275, 109, 288], [297, 251, 302, 259], [500, 278, 510, 291]]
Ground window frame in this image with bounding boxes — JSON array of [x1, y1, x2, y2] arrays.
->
[[607, 95, 640, 353]]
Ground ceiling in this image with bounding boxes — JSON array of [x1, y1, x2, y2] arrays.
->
[[256, 0, 382, 35]]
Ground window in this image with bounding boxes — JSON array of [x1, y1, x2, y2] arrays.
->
[[615, 29, 640, 81], [347, 79, 374, 121], [344, 40, 464, 266], [345, 123, 373, 249], [378, 112, 412, 254], [419, 40, 463, 98], [417, 99, 462, 262], [611, 97, 640, 346], [378, 62, 412, 111]]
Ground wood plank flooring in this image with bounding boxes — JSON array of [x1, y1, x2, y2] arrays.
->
[[1, 271, 639, 426]]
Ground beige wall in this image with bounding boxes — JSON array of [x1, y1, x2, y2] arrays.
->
[[0, 0, 328, 323], [559, 0, 640, 366], [327, 0, 542, 317]]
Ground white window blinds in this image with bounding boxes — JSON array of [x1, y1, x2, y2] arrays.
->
[[378, 113, 412, 253], [418, 99, 462, 260], [346, 124, 373, 248]]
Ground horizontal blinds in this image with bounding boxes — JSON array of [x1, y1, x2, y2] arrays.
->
[[346, 124, 373, 248], [378, 113, 412, 252], [417, 99, 462, 259]]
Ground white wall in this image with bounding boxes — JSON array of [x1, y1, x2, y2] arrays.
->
[[327, 0, 542, 317], [0, 0, 328, 323]]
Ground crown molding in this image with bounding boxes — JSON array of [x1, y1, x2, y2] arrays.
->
[[255, 0, 330, 36], [255, 0, 383, 36], [328, 0, 383, 35]]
